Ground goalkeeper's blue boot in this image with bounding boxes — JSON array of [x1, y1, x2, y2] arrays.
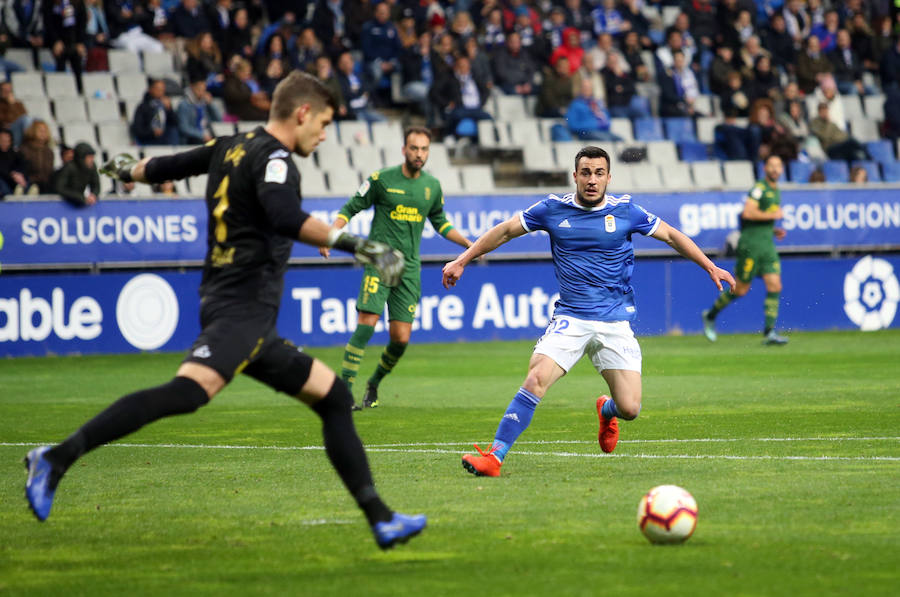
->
[[24, 446, 58, 521], [372, 512, 427, 549]]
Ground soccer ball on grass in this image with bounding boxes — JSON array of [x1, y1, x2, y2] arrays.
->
[[637, 485, 698, 544]]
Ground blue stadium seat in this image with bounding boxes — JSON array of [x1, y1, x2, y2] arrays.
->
[[880, 160, 900, 182], [851, 160, 882, 182], [864, 140, 894, 164], [634, 117, 665, 141], [663, 117, 697, 142], [755, 161, 787, 182], [822, 160, 850, 183], [678, 141, 709, 162], [788, 160, 815, 183]]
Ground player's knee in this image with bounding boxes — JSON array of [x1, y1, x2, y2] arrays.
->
[[767, 280, 782, 293], [312, 378, 354, 416], [616, 399, 642, 420], [521, 373, 549, 398], [733, 285, 750, 297], [171, 376, 211, 412]]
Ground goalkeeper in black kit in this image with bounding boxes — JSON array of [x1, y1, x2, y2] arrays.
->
[[23, 71, 426, 550]]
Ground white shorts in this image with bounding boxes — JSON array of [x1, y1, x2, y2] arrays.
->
[[533, 316, 642, 374]]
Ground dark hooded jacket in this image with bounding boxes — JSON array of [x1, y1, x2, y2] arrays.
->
[[55, 142, 99, 206]]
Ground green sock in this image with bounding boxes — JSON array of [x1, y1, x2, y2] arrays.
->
[[368, 341, 407, 387], [707, 290, 736, 319], [341, 324, 375, 391], [764, 291, 780, 334]]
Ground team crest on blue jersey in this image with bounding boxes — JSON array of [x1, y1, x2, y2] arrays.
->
[[605, 214, 616, 232]]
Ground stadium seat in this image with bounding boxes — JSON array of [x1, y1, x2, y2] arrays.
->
[[849, 117, 880, 142], [298, 169, 328, 195], [851, 160, 881, 182], [690, 161, 724, 188], [722, 161, 755, 188], [236, 121, 265, 133], [188, 173, 208, 196], [427, 143, 451, 170], [609, 164, 634, 190], [4, 48, 34, 70], [663, 117, 696, 142], [61, 122, 98, 147], [116, 73, 148, 100], [755, 161, 787, 182], [459, 165, 495, 191], [494, 121, 513, 146], [324, 168, 360, 195], [522, 144, 558, 172], [678, 141, 708, 162], [695, 116, 718, 143], [22, 96, 53, 123], [11, 72, 43, 96], [108, 49, 142, 73], [44, 72, 78, 99], [142, 51, 175, 77], [610, 117, 634, 143], [102, 145, 135, 162], [211, 122, 236, 136], [634, 117, 664, 141], [865, 140, 894, 164], [426, 162, 460, 192], [456, 118, 478, 141], [538, 118, 564, 142], [880, 160, 900, 182], [338, 120, 371, 145], [645, 140, 678, 164], [822, 160, 850, 183], [692, 94, 714, 117], [510, 118, 542, 146], [660, 164, 692, 188], [370, 120, 403, 148], [495, 94, 529, 121], [97, 122, 132, 147], [86, 97, 121, 122], [141, 146, 175, 158], [863, 94, 885, 121], [348, 145, 384, 170], [81, 73, 117, 98], [788, 160, 815, 183], [661, 5, 680, 27], [53, 98, 88, 123], [477, 120, 497, 147], [553, 141, 583, 169], [841, 95, 865, 122], [314, 144, 351, 172], [628, 163, 663, 189]]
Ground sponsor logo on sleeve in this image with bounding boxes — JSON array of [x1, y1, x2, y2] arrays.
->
[[264, 159, 288, 184]]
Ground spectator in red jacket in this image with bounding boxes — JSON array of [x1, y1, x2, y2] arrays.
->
[[550, 27, 584, 74]]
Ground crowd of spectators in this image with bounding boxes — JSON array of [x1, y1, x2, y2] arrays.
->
[[1, 0, 900, 203]]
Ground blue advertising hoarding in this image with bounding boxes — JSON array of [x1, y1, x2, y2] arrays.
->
[[2, 255, 897, 357], [1, 189, 899, 268]]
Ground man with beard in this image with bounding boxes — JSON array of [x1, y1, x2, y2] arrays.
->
[[322, 126, 473, 410], [442, 146, 734, 477]]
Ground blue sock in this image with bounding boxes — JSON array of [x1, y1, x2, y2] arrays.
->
[[601, 398, 619, 420], [491, 388, 541, 461]]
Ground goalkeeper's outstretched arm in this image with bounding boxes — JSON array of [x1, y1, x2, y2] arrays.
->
[[442, 214, 526, 289]]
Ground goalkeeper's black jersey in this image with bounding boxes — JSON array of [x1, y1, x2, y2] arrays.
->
[[153, 127, 304, 307]]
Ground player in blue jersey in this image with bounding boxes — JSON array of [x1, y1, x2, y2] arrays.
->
[[442, 146, 735, 477]]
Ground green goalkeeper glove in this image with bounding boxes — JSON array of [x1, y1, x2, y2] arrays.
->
[[99, 153, 138, 182], [328, 230, 405, 287]]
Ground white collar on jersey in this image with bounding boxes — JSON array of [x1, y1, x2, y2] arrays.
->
[[553, 192, 632, 211]]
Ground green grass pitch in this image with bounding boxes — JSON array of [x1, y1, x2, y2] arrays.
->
[[1, 330, 898, 597]]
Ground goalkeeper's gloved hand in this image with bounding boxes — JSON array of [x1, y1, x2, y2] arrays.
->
[[328, 229, 405, 287], [99, 153, 138, 182]]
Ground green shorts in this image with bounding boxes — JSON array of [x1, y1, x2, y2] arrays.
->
[[735, 244, 780, 283], [356, 265, 420, 323]]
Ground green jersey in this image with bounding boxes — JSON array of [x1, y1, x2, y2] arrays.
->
[[739, 179, 781, 248], [337, 165, 453, 270]]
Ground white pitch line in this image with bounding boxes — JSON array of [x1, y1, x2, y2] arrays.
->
[[365, 437, 900, 447], [1, 441, 898, 462]]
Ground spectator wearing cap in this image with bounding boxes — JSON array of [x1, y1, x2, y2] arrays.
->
[[133, 78, 181, 145], [491, 31, 536, 96], [176, 76, 222, 144], [54, 142, 99, 207], [512, 5, 539, 54], [503, 0, 541, 34], [361, 2, 401, 91], [796, 34, 833, 94]]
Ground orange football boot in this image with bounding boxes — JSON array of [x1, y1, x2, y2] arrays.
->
[[596, 395, 620, 453], [461, 443, 502, 477]]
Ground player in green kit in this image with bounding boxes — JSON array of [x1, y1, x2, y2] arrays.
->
[[322, 126, 473, 409], [702, 154, 789, 345]]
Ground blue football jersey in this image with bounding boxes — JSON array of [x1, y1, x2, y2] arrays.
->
[[519, 192, 660, 321]]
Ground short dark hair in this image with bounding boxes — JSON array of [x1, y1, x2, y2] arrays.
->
[[270, 70, 338, 120], [403, 126, 432, 145], [574, 146, 611, 172]]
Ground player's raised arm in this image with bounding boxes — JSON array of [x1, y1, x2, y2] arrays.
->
[[442, 214, 526, 288], [650, 220, 735, 291], [100, 143, 216, 184]]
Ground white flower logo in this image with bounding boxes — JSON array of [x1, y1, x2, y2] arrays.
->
[[843, 256, 899, 331]]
